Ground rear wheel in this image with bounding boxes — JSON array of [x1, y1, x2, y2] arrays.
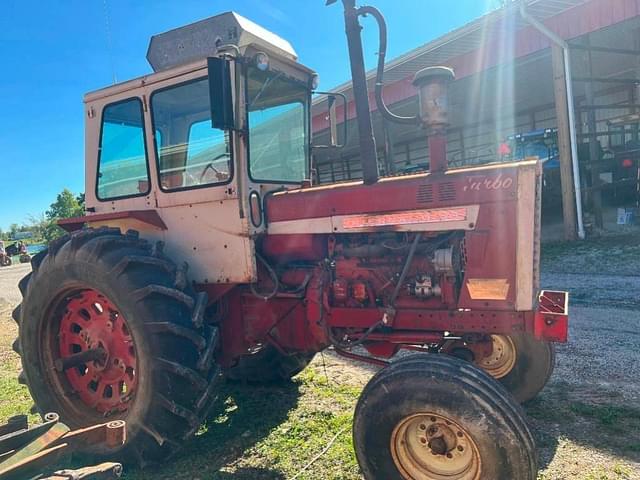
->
[[225, 345, 315, 383], [13, 227, 220, 464], [353, 354, 537, 480]]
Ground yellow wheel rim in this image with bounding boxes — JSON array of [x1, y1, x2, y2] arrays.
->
[[477, 335, 516, 380], [390, 412, 481, 480]]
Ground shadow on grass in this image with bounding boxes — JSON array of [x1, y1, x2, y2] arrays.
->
[[525, 380, 640, 470], [124, 380, 301, 479]]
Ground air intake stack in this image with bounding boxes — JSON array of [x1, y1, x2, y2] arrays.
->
[[413, 66, 455, 173]]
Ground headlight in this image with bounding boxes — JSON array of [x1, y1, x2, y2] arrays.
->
[[311, 73, 320, 90], [255, 52, 270, 71]]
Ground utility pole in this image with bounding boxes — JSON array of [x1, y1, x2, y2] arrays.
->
[[551, 45, 579, 240]]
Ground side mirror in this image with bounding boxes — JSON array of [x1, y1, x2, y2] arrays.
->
[[208, 57, 235, 130], [312, 91, 348, 149]]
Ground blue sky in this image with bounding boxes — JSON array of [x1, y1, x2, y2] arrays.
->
[[0, 0, 496, 230]]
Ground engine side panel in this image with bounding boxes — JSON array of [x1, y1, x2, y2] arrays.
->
[[265, 161, 540, 312]]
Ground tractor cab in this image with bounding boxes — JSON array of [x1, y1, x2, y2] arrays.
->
[[82, 12, 317, 284]]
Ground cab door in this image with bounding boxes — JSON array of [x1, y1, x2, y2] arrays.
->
[[143, 66, 254, 284]]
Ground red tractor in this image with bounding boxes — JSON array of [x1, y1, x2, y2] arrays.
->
[[13, 2, 568, 478]]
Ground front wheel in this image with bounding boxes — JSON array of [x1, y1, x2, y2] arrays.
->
[[445, 334, 555, 403], [353, 354, 537, 480]]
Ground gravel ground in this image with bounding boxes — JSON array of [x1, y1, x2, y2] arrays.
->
[[0, 263, 31, 305], [542, 275, 640, 404]]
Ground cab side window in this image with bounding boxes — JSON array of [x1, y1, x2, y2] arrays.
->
[[151, 78, 232, 191], [97, 98, 150, 200]]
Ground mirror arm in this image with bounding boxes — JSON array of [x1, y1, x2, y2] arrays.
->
[[312, 91, 348, 149]]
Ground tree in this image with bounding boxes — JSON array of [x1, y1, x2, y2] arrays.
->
[[46, 189, 84, 220], [42, 189, 85, 243]]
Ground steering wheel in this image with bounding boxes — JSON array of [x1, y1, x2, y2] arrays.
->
[[200, 153, 230, 182]]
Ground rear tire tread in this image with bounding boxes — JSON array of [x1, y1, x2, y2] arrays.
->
[[132, 284, 195, 310], [110, 255, 176, 278], [146, 322, 206, 351], [157, 358, 208, 390], [11, 305, 21, 324]]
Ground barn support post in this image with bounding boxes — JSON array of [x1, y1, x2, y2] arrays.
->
[[520, 3, 585, 240], [583, 35, 604, 229], [551, 45, 579, 240]]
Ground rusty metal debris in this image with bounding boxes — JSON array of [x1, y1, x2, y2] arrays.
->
[[0, 413, 125, 480]]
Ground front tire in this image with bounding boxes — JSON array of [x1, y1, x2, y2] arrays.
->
[[444, 334, 555, 403], [13, 227, 220, 464], [353, 354, 537, 480], [477, 334, 555, 403]]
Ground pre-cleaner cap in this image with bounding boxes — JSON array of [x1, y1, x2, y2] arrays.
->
[[146, 11, 297, 72]]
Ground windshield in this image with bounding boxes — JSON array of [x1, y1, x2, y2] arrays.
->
[[246, 66, 309, 183]]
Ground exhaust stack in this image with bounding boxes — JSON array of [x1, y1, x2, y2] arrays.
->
[[413, 66, 455, 174], [333, 0, 379, 185]]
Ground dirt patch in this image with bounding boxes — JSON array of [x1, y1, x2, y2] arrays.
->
[[0, 301, 18, 364]]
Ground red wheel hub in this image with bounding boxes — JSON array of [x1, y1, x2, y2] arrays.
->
[[58, 289, 137, 414]]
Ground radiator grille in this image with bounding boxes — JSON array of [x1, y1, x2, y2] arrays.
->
[[416, 184, 434, 204], [438, 182, 456, 201]]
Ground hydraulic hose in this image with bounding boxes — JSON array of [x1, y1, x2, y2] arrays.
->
[[250, 252, 280, 301], [389, 232, 422, 306], [358, 5, 419, 125]]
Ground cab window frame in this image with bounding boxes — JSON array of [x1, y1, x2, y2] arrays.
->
[[150, 76, 234, 194], [245, 65, 311, 185], [95, 96, 151, 202]]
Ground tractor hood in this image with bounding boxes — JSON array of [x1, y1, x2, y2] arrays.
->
[[146, 11, 298, 72]]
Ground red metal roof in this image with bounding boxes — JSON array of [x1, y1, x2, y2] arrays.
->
[[312, 0, 639, 132]]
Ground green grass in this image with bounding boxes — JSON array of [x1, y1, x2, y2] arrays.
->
[[579, 464, 633, 480], [0, 373, 34, 422], [569, 402, 640, 429], [124, 367, 362, 480]]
